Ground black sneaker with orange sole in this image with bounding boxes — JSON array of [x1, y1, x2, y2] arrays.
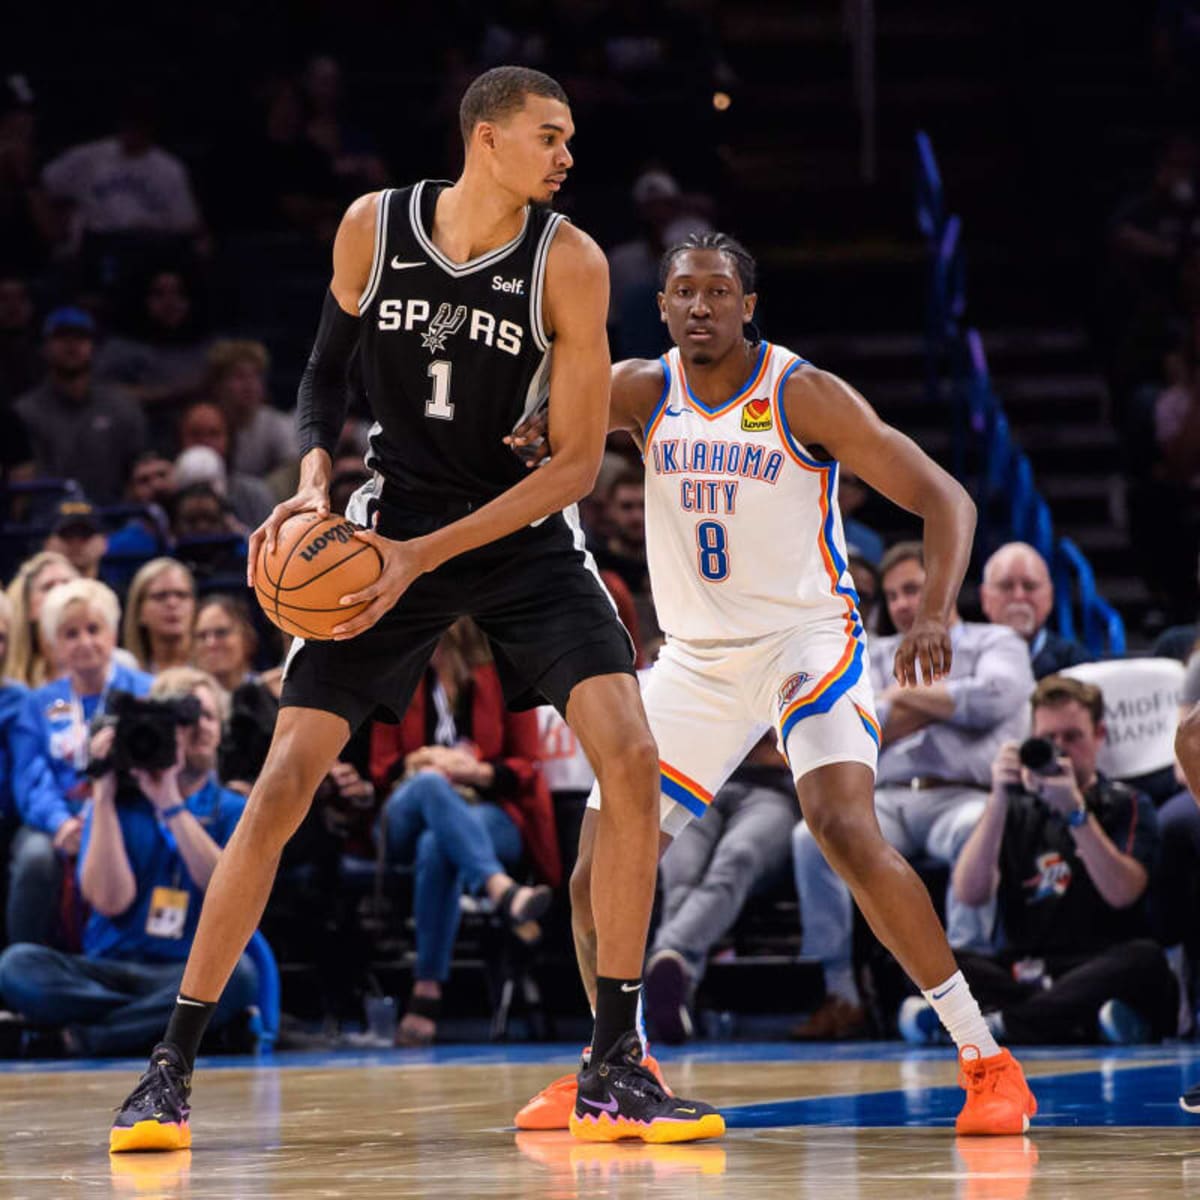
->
[[109, 1043, 192, 1153], [569, 1031, 724, 1144]]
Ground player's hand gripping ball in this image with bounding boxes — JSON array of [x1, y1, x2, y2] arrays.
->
[[254, 514, 383, 640]]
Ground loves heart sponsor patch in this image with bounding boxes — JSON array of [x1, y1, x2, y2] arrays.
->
[[741, 397, 772, 432]]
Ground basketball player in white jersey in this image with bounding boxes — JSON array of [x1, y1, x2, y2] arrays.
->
[[514, 232, 1037, 1137]]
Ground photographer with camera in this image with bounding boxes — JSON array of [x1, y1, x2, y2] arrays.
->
[[8, 580, 152, 946], [0, 667, 257, 1056], [900, 675, 1175, 1045]]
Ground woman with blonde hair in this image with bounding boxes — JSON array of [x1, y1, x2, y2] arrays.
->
[[122, 558, 196, 675], [4, 551, 78, 687], [8, 579, 152, 945]]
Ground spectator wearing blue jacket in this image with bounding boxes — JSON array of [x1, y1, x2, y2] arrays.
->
[[8, 580, 152, 945], [0, 667, 256, 1056], [0, 592, 28, 928]]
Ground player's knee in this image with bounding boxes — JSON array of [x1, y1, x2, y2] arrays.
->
[[803, 804, 874, 868], [593, 729, 658, 799], [245, 755, 320, 845]]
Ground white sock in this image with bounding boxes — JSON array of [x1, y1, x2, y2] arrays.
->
[[923, 970, 1001, 1058], [826, 963, 861, 1007]]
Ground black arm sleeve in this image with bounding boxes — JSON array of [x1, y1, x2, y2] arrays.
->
[[296, 290, 363, 458]]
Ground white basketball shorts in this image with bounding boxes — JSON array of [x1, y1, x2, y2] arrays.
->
[[586, 622, 879, 836]]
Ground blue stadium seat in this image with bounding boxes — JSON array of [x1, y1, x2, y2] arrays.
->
[[1055, 537, 1127, 656], [245, 930, 280, 1055], [914, 130, 945, 242], [917, 134, 1120, 644]]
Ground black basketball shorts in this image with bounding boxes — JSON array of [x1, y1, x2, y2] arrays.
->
[[279, 495, 635, 730]]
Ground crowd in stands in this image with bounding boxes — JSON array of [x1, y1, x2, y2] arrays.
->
[[0, 411, 1195, 1057], [0, 19, 1197, 1058]]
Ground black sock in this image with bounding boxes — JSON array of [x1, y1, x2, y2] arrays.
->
[[163, 994, 216, 1071], [592, 976, 641, 1062]]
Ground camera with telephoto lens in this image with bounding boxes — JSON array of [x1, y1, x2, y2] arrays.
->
[[87, 690, 202, 778], [1018, 736, 1061, 777]]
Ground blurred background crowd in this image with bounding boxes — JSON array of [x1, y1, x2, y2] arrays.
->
[[0, 0, 1198, 1057]]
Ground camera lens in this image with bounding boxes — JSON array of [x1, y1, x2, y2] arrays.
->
[[1018, 736, 1056, 773], [124, 720, 163, 765]]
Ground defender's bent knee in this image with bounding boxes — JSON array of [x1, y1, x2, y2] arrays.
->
[[804, 804, 885, 876]]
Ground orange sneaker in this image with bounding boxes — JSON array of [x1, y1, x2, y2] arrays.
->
[[515, 1071, 578, 1131], [955, 1046, 1038, 1136], [514, 1048, 672, 1130]]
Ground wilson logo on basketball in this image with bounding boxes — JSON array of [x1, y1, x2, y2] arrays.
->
[[778, 671, 812, 709], [299, 521, 357, 563], [741, 398, 772, 432]]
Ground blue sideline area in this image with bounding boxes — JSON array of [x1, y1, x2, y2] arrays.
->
[[6, 1041, 1199, 1129]]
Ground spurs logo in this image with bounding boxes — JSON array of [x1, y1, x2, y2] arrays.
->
[[421, 303, 468, 353]]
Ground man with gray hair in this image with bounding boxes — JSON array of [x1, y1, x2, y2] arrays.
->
[[9, 579, 151, 946], [979, 542, 1089, 680]]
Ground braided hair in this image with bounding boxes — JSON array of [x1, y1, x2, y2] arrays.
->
[[658, 232, 757, 295]]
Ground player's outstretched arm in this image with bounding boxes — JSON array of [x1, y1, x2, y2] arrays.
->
[[504, 355, 664, 465], [784, 367, 976, 686], [247, 193, 378, 587]]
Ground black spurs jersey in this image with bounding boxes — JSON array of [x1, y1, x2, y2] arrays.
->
[[355, 180, 566, 503]]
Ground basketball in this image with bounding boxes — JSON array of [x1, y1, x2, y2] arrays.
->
[[254, 514, 383, 641]]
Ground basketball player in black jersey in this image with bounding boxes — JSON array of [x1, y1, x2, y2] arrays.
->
[[110, 67, 722, 1151]]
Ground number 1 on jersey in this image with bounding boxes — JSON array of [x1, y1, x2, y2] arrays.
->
[[696, 520, 730, 582], [425, 359, 454, 421]]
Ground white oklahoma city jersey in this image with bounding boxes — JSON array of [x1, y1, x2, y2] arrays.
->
[[587, 340, 878, 836], [645, 341, 859, 640]]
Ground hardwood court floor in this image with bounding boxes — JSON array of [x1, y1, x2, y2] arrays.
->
[[0, 1042, 1197, 1198]]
